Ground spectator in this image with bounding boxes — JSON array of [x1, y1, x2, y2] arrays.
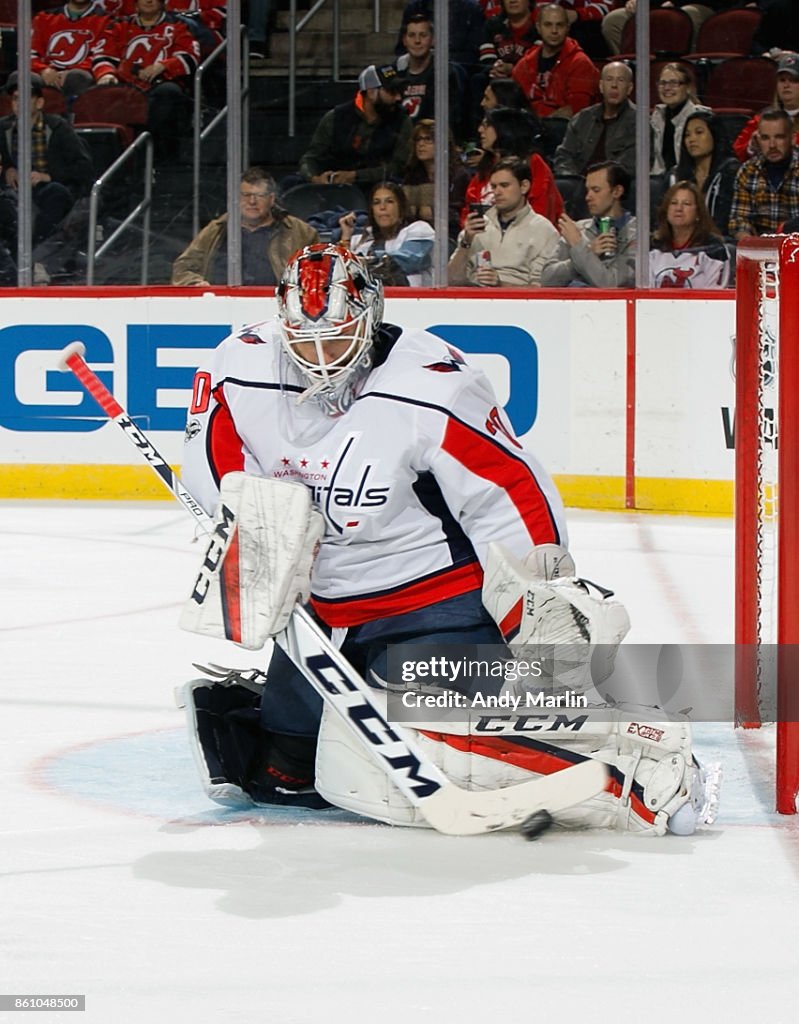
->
[[461, 105, 563, 227], [557, 1, 616, 59], [92, 0, 200, 163], [471, 0, 538, 136], [554, 61, 636, 178], [733, 52, 799, 162], [479, 1, 538, 78], [512, 3, 599, 120], [650, 62, 710, 177], [448, 155, 560, 286], [339, 181, 434, 287], [0, 75, 94, 246], [650, 180, 731, 287], [297, 64, 413, 189], [0, 152, 19, 285], [729, 108, 799, 238], [396, 0, 485, 73], [171, 167, 319, 286], [167, 2, 227, 48], [401, 119, 470, 242], [666, 111, 739, 238], [480, 76, 527, 112], [541, 160, 636, 286], [479, 0, 505, 17], [246, 1, 272, 61], [31, 1, 115, 98], [395, 14, 463, 132]]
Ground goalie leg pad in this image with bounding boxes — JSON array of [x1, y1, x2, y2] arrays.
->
[[176, 676, 265, 807], [315, 704, 428, 827], [176, 674, 330, 809]]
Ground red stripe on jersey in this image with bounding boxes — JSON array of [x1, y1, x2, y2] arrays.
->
[[220, 526, 242, 643], [311, 562, 483, 627], [441, 417, 560, 545], [499, 597, 523, 641], [420, 732, 658, 826], [207, 387, 247, 485]]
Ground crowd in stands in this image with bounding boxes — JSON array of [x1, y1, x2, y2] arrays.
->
[[3, 0, 799, 288]]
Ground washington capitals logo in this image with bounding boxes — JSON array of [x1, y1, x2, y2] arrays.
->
[[423, 345, 465, 373]]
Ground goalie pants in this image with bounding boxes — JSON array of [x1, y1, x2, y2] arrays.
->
[[259, 588, 505, 737]]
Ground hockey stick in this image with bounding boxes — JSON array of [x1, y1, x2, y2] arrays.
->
[[58, 340, 608, 836]]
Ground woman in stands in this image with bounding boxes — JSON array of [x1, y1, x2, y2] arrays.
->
[[460, 105, 563, 227], [479, 77, 527, 112], [650, 63, 711, 177], [649, 180, 731, 288], [401, 119, 470, 244], [733, 52, 799, 162], [666, 111, 739, 238], [339, 181, 434, 287]]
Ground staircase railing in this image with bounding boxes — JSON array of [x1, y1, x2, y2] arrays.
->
[[86, 132, 153, 286]]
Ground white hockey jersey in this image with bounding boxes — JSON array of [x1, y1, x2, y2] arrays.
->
[[182, 322, 567, 627]]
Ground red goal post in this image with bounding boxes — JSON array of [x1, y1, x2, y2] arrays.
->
[[735, 235, 799, 814]]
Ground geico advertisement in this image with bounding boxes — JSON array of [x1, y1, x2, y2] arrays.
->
[[0, 295, 626, 476]]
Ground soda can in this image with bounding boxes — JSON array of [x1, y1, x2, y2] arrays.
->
[[476, 250, 492, 269], [597, 216, 615, 260]]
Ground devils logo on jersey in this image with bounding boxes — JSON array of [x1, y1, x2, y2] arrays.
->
[[124, 25, 178, 65], [47, 30, 96, 68]]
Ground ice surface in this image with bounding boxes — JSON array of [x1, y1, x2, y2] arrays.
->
[[1, 503, 797, 1024]]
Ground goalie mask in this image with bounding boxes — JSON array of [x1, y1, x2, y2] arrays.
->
[[277, 243, 384, 413]]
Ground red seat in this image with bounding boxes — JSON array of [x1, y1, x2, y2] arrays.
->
[[619, 9, 694, 60], [690, 9, 763, 60], [704, 57, 777, 114], [72, 85, 149, 148]]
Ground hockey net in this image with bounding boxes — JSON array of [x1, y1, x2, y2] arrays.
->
[[734, 235, 799, 814]]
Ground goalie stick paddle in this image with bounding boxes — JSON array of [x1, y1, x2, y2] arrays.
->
[[58, 340, 609, 836]]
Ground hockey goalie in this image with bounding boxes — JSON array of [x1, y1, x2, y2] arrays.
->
[[177, 243, 719, 837]]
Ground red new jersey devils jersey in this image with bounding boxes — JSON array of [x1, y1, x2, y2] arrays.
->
[[32, 6, 114, 74]]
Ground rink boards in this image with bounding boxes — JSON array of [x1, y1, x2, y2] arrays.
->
[[0, 288, 736, 514]]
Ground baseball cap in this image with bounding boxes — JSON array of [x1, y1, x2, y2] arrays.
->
[[5, 71, 45, 94], [777, 52, 799, 79], [358, 63, 405, 93]]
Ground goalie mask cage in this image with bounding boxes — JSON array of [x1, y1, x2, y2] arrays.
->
[[735, 235, 799, 814]]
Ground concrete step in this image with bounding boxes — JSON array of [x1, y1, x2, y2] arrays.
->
[[263, 29, 397, 70]]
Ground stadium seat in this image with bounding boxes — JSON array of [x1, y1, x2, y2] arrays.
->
[[618, 9, 694, 60], [75, 125, 130, 179], [685, 10, 765, 96], [72, 85, 149, 148], [690, 9, 763, 60], [280, 183, 367, 221], [703, 57, 777, 114]]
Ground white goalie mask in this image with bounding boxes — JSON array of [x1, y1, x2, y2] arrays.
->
[[276, 243, 385, 413]]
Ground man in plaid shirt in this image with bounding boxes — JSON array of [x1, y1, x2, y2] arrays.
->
[[729, 109, 799, 239]]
